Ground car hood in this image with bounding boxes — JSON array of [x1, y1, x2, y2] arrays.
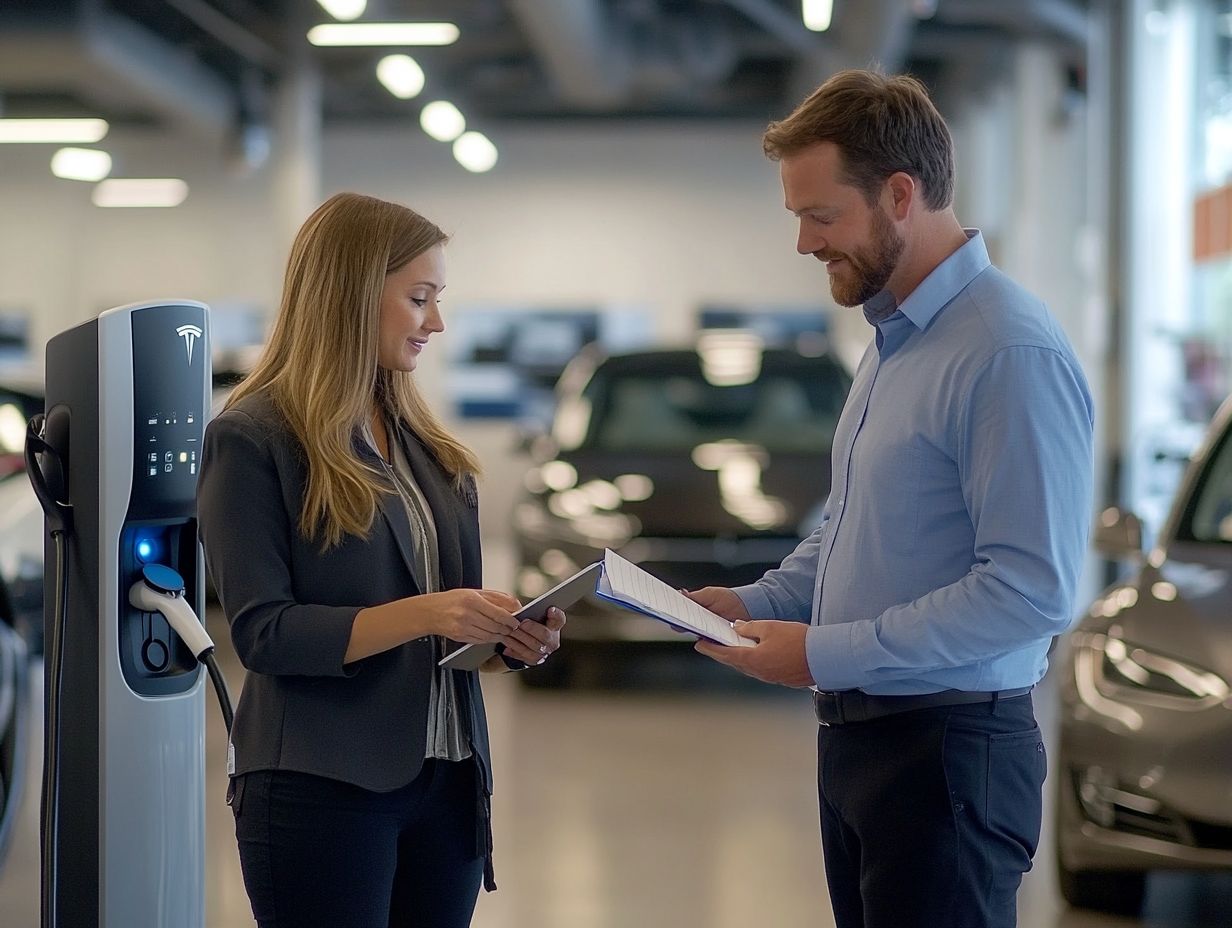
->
[[531, 448, 831, 538], [1090, 543, 1232, 679]]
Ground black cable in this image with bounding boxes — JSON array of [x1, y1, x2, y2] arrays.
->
[[41, 529, 67, 928], [199, 650, 234, 735]]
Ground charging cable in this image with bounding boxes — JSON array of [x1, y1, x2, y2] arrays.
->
[[129, 565, 234, 733], [25, 414, 71, 928]]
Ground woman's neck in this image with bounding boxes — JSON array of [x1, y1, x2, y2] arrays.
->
[[369, 406, 391, 462]]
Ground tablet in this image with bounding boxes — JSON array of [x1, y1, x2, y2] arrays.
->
[[437, 561, 601, 671]]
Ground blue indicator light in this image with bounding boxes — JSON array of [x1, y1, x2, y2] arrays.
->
[[136, 540, 153, 560]]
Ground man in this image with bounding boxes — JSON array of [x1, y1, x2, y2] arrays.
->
[[690, 69, 1094, 928]]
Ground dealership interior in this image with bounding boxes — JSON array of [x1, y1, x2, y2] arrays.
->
[[4, 0, 1232, 926]]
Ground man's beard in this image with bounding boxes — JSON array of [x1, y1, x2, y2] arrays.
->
[[821, 207, 905, 308]]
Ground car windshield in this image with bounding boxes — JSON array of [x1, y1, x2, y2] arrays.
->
[[1178, 419, 1232, 543], [572, 352, 848, 454]]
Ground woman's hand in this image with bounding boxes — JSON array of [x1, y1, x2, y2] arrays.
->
[[427, 588, 522, 643], [481, 606, 567, 671], [347, 588, 525, 665]]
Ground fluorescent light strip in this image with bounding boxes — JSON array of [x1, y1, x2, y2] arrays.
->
[[0, 118, 109, 144], [802, 0, 834, 32], [51, 147, 112, 182], [377, 54, 425, 99], [307, 22, 459, 46], [93, 178, 189, 208]]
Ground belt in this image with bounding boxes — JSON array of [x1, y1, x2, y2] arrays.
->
[[812, 687, 1032, 726]]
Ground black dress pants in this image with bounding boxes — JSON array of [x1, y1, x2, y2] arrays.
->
[[817, 694, 1045, 928], [230, 759, 486, 928]]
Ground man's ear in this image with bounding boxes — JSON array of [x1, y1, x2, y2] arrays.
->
[[885, 172, 915, 220]]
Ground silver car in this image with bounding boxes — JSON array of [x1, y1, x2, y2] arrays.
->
[[1055, 398, 1232, 915]]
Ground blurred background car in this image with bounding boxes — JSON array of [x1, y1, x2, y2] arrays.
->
[[0, 373, 38, 869], [0, 374, 48, 656], [1054, 394, 1232, 916], [512, 334, 850, 686]]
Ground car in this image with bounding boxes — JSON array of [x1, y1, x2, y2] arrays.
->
[[0, 375, 48, 656], [512, 336, 851, 686], [0, 373, 39, 868], [1054, 395, 1232, 915]]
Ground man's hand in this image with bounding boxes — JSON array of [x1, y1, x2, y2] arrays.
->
[[695, 620, 814, 688], [682, 586, 751, 622]]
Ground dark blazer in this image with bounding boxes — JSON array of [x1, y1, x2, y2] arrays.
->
[[197, 390, 493, 793]]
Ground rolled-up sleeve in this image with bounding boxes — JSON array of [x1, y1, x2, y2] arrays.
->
[[197, 411, 361, 677]]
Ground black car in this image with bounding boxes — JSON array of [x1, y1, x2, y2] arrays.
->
[[513, 339, 851, 685]]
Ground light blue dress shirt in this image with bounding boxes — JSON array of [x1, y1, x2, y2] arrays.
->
[[733, 231, 1094, 695]]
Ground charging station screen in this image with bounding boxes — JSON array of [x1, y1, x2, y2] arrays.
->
[[130, 306, 207, 519]]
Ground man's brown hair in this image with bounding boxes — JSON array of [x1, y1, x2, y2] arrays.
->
[[763, 69, 954, 211]]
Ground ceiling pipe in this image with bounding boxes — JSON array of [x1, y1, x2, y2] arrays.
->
[[934, 0, 1089, 48], [507, 0, 740, 111], [506, 0, 635, 109], [0, 1, 240, 141]]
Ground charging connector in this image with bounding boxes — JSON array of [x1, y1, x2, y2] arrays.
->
[[128, 566, 234, 733]]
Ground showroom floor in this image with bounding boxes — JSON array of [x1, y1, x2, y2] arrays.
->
[[3, 614, 1232, 927], [2, 423, 1231, 926]]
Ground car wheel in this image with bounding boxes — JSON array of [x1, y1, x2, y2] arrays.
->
[[1056, 855, 1146, 915], [1053, 761, 1147, 915]]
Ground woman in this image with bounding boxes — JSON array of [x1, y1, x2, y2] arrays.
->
[[197, 192, 564, 927]]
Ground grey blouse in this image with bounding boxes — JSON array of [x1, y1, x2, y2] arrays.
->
[[365, 420, 470, 762]]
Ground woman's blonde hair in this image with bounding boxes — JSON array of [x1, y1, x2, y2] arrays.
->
[[228, 192, 480, 549]]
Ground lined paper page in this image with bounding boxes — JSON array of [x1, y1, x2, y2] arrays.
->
[[602, 549, 753, 647]]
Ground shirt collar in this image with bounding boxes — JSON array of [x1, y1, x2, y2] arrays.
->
[[863, 229, 990, 331]]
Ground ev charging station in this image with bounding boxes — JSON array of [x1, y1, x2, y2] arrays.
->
[[28, 300, 225, 928]]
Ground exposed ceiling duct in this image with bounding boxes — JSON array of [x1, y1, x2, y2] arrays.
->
[[0, 0, 1092, 131], [0, 2, 240, 140], [505, 0, 740, 112]]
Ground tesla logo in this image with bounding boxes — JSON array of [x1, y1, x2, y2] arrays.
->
[[176, 324, 202, 364]]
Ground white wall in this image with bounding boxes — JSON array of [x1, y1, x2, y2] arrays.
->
[[0, 121, 872, 395], [0, 131, 287, 353], [0, 100, 1100, 395], [322, 121, 876, 404]]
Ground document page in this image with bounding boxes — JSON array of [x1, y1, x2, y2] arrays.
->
[[598, 549, 754, 648]]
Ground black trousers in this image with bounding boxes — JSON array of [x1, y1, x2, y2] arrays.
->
[[230, 759, 485, 928], [817, 694, 1045, 928]]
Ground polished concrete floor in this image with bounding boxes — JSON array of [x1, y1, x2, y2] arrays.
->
[[3, 626, 1232, 927], [3, 421, 1231, 925]]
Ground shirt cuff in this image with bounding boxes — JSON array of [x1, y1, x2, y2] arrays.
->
[[805, 621, 861, 690], [731, 583, 774, 619]]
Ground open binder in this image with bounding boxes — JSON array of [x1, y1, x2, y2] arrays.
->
[[438, 549, 752, 671], [595, 548, 754, 648]]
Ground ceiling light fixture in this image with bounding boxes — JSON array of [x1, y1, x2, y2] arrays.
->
[[92, 178, 189, 208], [802, 0, 834, 32], [51, 147, 113, 182], [453, 131, 497, 173], [316, 0, 366, 21], [376, 54, 425, 99], [0, 118, 109, 144], [307, 22, 459, 46], [420, 101, 466, 141]]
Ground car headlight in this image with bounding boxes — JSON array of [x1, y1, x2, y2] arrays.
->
[[1075, 630, 1230, 709]]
